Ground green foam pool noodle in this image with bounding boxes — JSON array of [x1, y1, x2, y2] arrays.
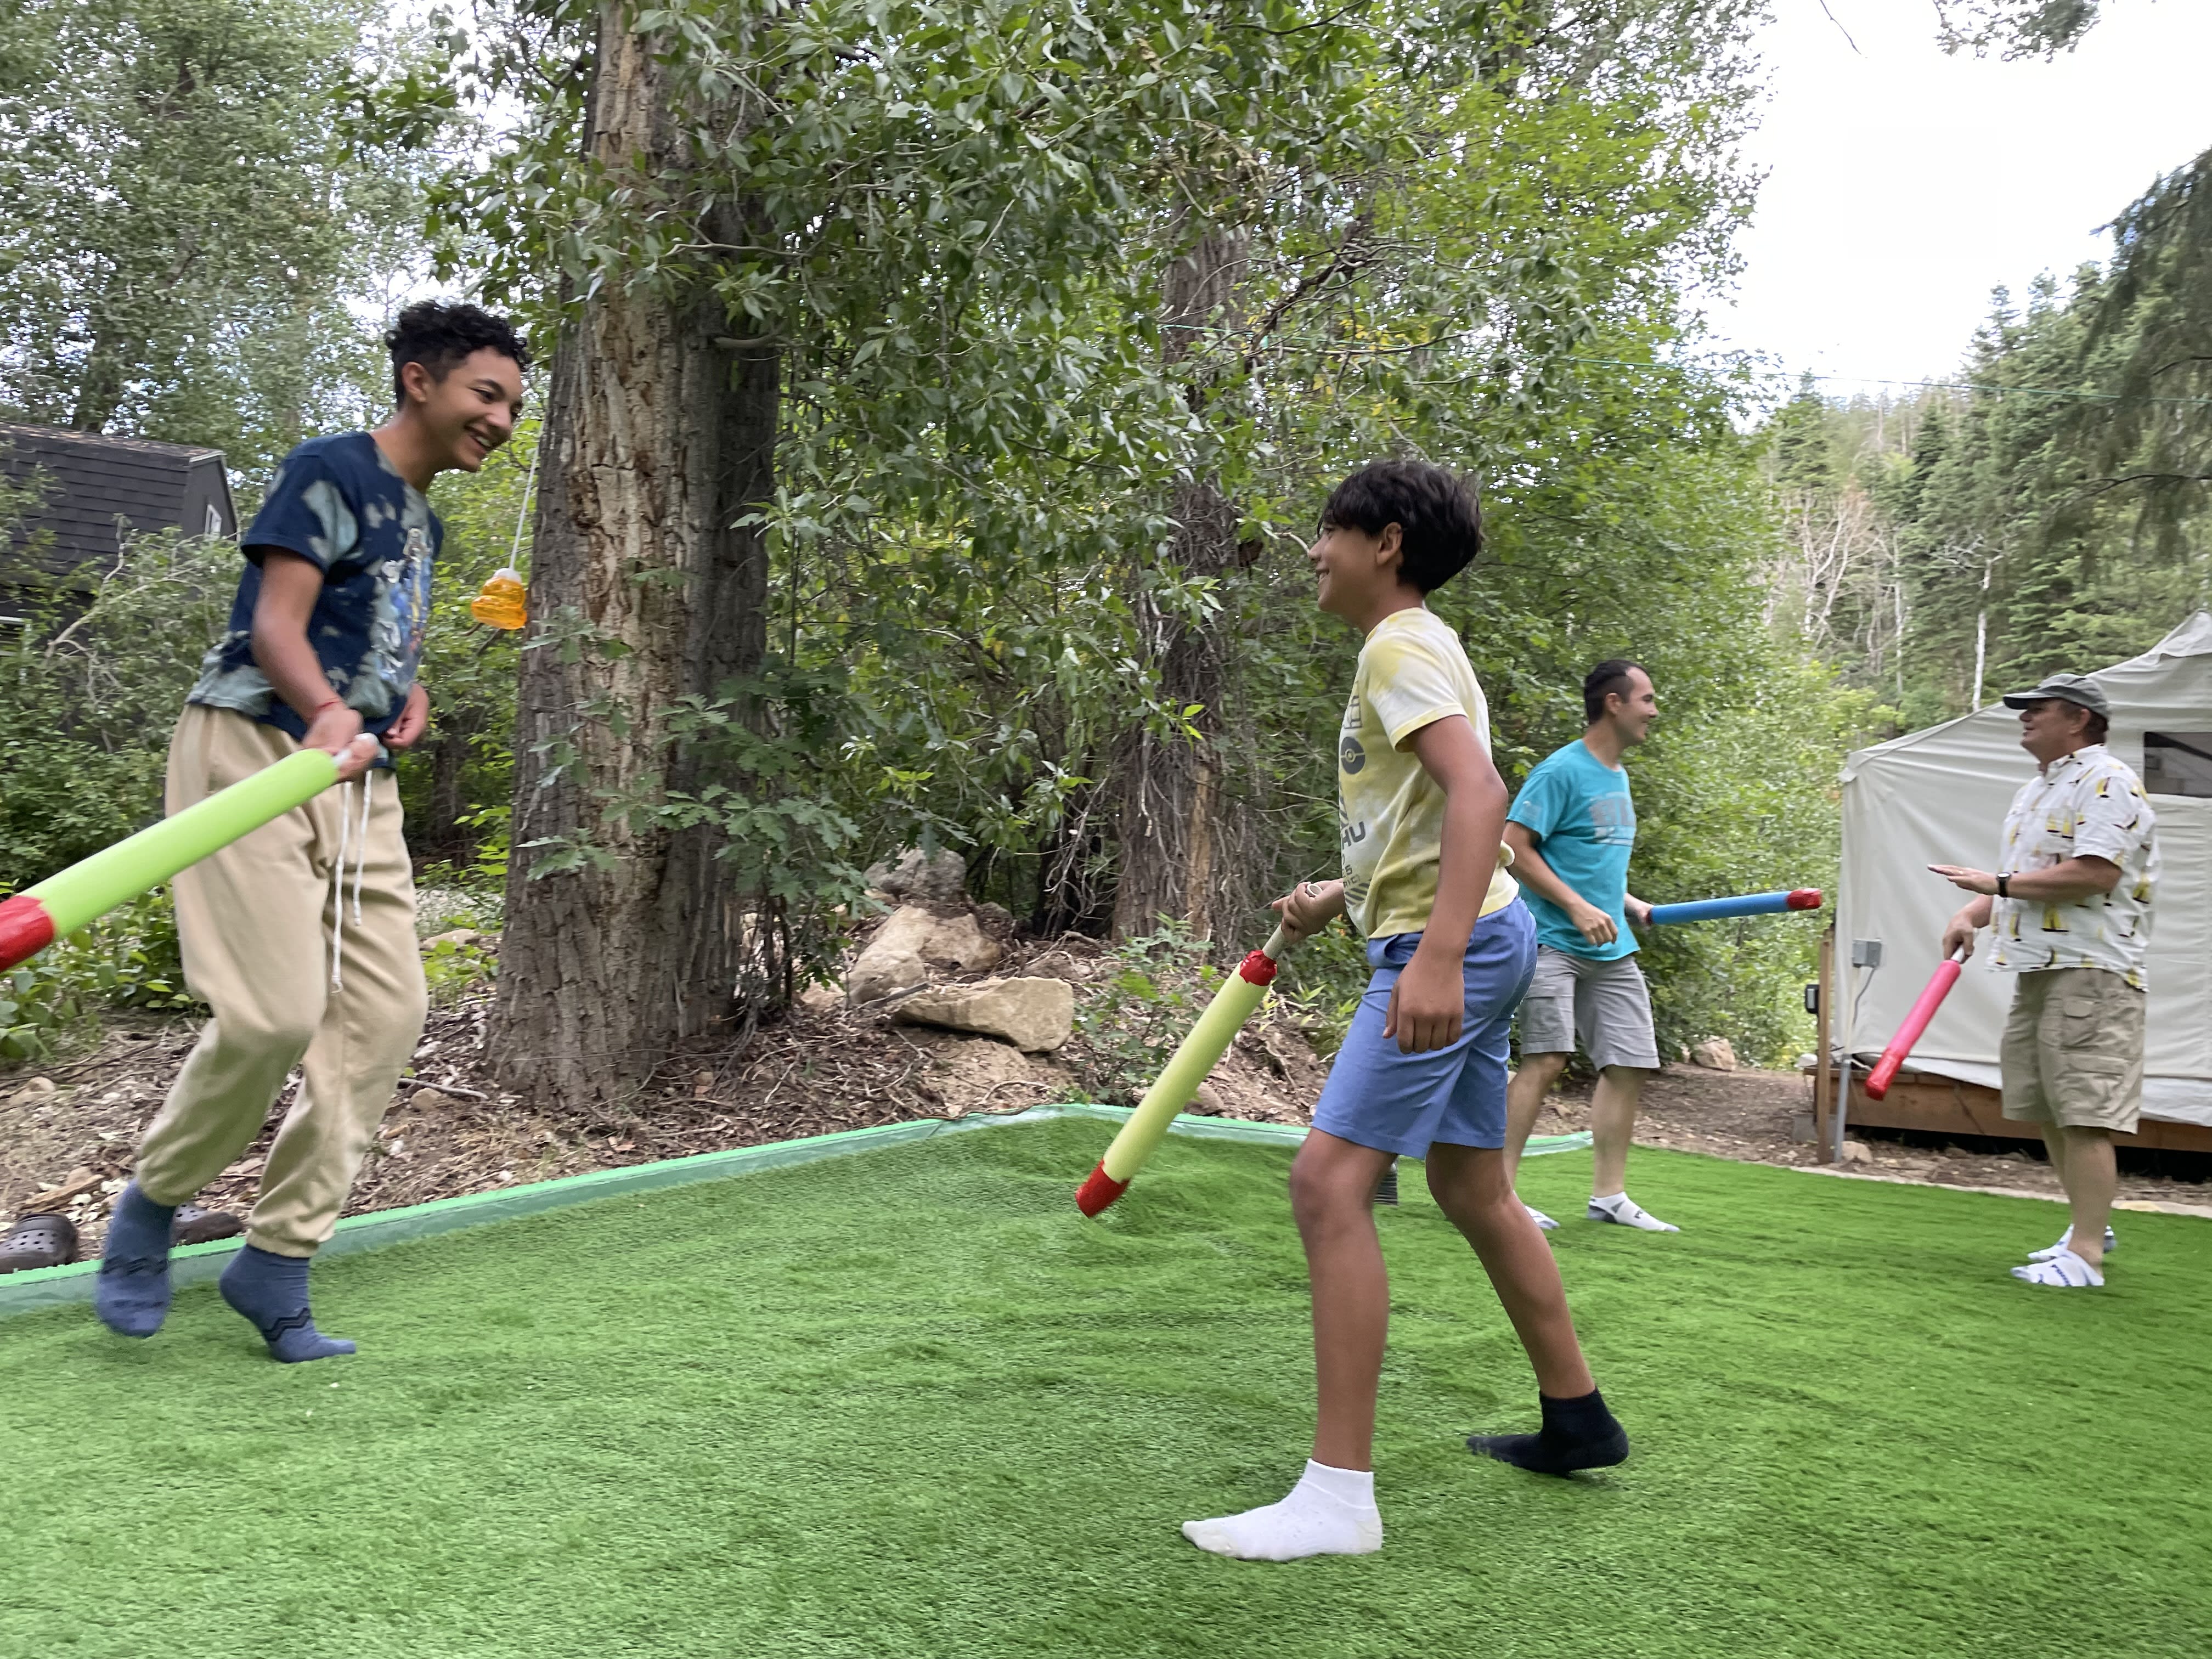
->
[[0, 747, 342, 968]]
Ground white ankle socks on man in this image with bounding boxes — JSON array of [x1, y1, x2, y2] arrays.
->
[[1182, 1460, 1383, 1560], [1588, 1192, 1679, 1232], [2028, 1224, 2116, 1263]]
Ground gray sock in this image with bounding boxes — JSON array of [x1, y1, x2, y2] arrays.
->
[[95, 1182, 176, 1338], [219, 1245, 356, 1363]]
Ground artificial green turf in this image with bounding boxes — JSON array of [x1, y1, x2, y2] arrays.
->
[[3, 1119, 2208, 1659]]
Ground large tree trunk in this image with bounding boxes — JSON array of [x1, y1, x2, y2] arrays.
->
[[1111, 228, 1249, 943], [489, 10, 776, 1112]]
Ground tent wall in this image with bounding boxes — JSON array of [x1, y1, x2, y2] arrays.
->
[[1837, 614, 2212, 1128]]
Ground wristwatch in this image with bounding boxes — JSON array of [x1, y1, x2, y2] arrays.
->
[[1996, 873, 2011, 899]]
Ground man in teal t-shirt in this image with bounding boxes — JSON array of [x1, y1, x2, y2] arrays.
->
[[1500, 661, 1674, 1233]]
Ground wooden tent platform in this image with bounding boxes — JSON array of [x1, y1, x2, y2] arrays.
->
[[1842, 1069, 2212, 1155], [1810, 929, 2212, 1157]]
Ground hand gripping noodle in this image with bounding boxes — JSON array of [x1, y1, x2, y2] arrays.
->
[[1863, 947, 1968, 1101], [1075, 925, 1292, 1216], [0, 748, 342, 972], [1645, 889, 1822, 926]]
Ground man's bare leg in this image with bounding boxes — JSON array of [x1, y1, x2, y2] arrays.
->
[[1503, 1051, 1570, 1183], [2052, 1125, 2115, 1270], [1588, 1065, 1650, 1199]]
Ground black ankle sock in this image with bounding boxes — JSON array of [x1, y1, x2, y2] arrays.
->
[[1540, 1388, 1616, 1435], [1468, 1389, 1629, 1476]]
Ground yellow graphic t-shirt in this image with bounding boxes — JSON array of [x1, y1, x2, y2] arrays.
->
[[1338, 607, 1518, 938]]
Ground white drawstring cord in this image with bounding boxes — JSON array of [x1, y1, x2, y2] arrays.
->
[[328, 774, 373, 990], [351, 774, 371, 926], [329, 777, 353, 990]]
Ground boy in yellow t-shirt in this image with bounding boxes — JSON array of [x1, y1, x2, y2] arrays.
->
[[1183, 461, 1624, 1564]]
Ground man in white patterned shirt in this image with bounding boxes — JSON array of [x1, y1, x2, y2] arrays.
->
[[1931, 674, 2158, 1290]]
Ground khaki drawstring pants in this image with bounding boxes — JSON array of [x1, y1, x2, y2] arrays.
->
[[133, 705, 428, 1256]]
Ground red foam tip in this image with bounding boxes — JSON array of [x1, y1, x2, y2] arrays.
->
[[1786, 888, 1824, 911], [1237, 949, 1279, 986], [1075, 1162, 1128, 1217], [0, 893, 55, 972]]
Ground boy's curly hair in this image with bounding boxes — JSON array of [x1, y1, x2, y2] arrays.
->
[[386, 300, 529, 405], [1319, 460, 1483, 592]]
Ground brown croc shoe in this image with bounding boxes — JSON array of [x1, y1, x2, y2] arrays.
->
[[172, 1205, 246, 1246], [0, 1212, 80, 1274]]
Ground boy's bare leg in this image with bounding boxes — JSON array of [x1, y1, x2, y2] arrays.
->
[[1503, 1052, 1570, 1183], [1425, 1142, 1593, 1396], [1429, 1140, 1627, 1473], [1289, 1130, 1401, 1470], [1181, 1129, 1392, 1561]]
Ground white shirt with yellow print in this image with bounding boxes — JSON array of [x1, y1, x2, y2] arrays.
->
[[1338, 607, 1518, 938], [1991, 743, 2159, 988]]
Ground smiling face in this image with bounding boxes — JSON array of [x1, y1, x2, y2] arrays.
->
[[399, 346, 524, 475], [1602, 667, 1660, 745], [1306, 518, 1406, 623], [2016, 697, 2096, 765]]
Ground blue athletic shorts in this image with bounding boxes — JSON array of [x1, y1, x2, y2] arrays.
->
[[1312, 899, 1538, 1159]]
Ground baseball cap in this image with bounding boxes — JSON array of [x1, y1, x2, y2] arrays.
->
[[2000, 672, 2109, 718]]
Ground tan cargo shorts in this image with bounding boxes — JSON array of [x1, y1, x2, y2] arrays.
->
[[2000, 966, 2145, 1133]]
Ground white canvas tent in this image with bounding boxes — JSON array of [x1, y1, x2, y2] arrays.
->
[[1837, 612, 2212, 1128]]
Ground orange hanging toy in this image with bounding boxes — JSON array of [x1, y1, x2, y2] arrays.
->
[[470, 567, 528, 630]]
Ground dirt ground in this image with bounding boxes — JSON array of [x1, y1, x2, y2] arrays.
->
[[1536, 1066, 2212, 1213], [7, 934, 2208, 1257]]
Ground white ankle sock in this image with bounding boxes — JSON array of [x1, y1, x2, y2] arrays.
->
[[1589, 1192, 1679, 1232], [1182, 1460, 1383, 1561]]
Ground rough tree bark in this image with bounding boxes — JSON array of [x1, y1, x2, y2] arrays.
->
[[1111, 228, 1251, 943], [489, 9, 776, 1111]]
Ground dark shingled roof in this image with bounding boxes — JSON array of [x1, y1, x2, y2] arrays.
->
[[0, 421, 238, 589]]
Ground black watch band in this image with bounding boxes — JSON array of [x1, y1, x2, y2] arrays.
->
[[1996, 873, 2011, 900]]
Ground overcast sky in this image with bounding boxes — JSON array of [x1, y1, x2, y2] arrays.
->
[[1707, 0, 2212, 392]]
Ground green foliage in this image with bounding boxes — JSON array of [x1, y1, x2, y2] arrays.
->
[[426, 0, 1847, 1062], [0, 0, 452, 471], [0, 530, 235, 887], [1759, 178, 2212, 738], [1936, 0, 2102, 59], [0, 889, 197, 1060], [1069, 919, 1225, 1104], [421, 934, 496, 1008]]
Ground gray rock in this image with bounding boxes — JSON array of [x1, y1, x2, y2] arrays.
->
[[1689, 1036, 1737, 1071], [846, 906, 1002, 1005], [891, 977, 1074, 1052], [864, 848, 969, 905]]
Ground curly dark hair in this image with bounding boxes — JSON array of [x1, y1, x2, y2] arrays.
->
[[1319, 460, 1484, 593], [387, 300, 529, 405]]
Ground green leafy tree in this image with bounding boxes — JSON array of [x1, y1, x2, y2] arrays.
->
[[0, 0, 448, 473]]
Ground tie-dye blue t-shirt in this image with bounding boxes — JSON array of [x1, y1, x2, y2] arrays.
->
[[188, 432, 439, 746]]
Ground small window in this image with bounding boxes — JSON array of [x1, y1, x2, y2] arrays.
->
[[2144, 732, 2212, 798], [204, 502, 224, 537]]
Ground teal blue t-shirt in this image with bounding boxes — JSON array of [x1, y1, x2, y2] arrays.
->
[[1506, 738, 1637, 960]]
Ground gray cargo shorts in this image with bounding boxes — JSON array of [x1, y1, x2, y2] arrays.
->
[[1516, 945, 1661, 1072]]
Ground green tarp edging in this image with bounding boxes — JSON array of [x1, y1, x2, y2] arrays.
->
[[0, 1102, 1592, 1320]]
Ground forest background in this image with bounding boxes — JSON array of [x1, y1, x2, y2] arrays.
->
[[0, 0, 2203, 1096]]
